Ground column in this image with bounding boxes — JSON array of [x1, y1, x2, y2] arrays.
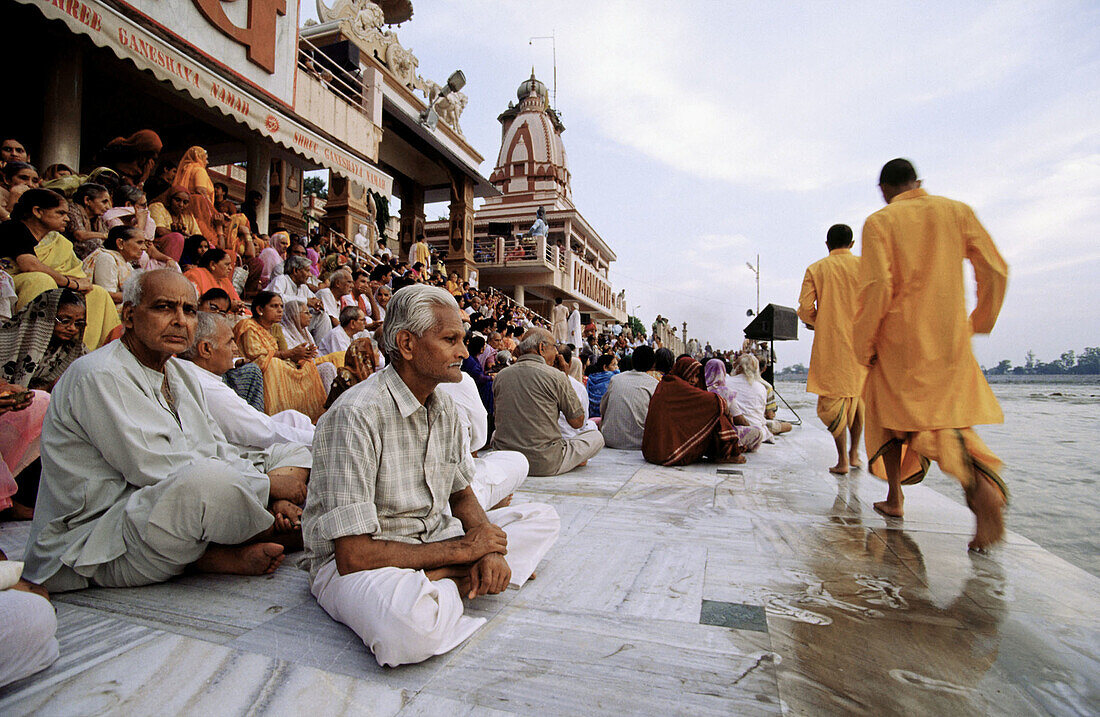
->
[[246, 140, 272, 235], [445, 172, 475, 279], [40, 45, 83, 170], [398, 181, 424, 258], [514, 284, 525, 306]]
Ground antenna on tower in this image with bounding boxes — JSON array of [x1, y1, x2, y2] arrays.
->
[[528, 32, 557, 108]]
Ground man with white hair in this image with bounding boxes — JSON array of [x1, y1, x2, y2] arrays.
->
[[315, 268, 353, 328], [302, 284, 560, 667], [23, 271, 309, 592], [179, 311, 315, 449], [318, 305, 366, 355], [491, 327, 605, 476]]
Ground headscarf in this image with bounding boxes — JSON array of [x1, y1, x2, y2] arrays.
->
[[172, 147, 217, 243], [280, 299, 313, 349], [641, 357, 738, 466], [567, 356, 584, 383], [0, 289, 86, 388], [705, 358, 739, 408]]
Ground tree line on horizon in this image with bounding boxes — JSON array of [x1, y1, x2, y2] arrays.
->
[[777, 347, 1100, 377]]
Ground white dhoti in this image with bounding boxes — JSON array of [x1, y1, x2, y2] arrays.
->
[[470, 450, 529, 511], [0, 589, 59, 688], [312, 501, 560, 668]]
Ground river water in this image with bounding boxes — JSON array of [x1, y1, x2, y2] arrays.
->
[[775, 375, 1100, 577]]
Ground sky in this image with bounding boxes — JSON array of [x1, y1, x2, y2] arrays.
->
[[303, 1, 1100, 369]]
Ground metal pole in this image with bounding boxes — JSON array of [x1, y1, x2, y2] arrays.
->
[[756, 253, 760, 314]]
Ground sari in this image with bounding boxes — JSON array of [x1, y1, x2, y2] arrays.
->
[[0, 289, 87, 389], [704, 359, 765, 452], [82, 247, 134, 304], [0, 389, 49, 511], [183, 266, 241, 302], [642, 357, 743, 466], [4, 232, 120, 349], [586, 369, 617, 418], [225, 213, 250, 262], [172, 147, 218, 243], [325, 336, 379, 408]]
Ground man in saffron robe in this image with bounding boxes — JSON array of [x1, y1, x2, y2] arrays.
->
[[853, 159, 1008, 551], [798, 224, 866, 475]]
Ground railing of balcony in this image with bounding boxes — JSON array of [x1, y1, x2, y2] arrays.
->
[[297, 37, 367, 117], [502, 237, 538, 262], [474, 237, 498, 264]]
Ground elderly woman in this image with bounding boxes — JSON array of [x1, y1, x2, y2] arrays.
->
[[0, 288, 87, 392], [704, 358, 765, 453], [148, 186, 198, 261], [729, 353, 792, 440], [232, 291, 337, 421], [0, 190, 119, 349], [184, 247, 242, 307], [82, 226, 146, 306], [642, 357, 747, 466]]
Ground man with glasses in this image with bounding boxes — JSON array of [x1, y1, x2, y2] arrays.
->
[[491, 328, 604, 476]]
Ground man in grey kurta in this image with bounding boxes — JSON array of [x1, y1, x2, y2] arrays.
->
[[599, 345, 659, 450], [491, 328, 604, 475], [23, 270, 308, 592]]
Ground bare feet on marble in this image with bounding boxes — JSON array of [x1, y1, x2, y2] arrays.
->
[[967, 475, 1006, 552], [873, 499, 904, 518], [829, 462, 849, 475], [194, 542, 285, 576]]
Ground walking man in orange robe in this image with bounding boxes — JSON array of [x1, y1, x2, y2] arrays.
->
[[798, 224, 866, 475], [853, 158, 1009, 551]]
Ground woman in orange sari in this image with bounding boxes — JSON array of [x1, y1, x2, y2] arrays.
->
[[183, 248, 242, 307], [172, 146, 218, 244], [233, 291, 331, 422]]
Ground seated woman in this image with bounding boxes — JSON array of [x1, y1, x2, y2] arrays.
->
[[728, 353, 791, 442], [586, 353, 619, 418], [65, 182, 111, 259], [650, 347, 674, 381], [82, 226, 146, 306], [148, 186, 199, 261], [41, 163, 74, 183], [184, 248, 243, 309], [0, 383, 50, 520], [0, 288, 86, 392], [232, 291, 337, 422], [178, 234, 209, 272], [172, 146, 219, 244], [0, 190, 119, 349], [0, 162, 39, 222], [704, 358, 765, 453], [642, 356, 747, 466]]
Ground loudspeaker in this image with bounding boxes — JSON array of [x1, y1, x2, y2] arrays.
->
[[744, 304, 799, 342], [319, 40, 360, 73], [486, 222, 514, 237]]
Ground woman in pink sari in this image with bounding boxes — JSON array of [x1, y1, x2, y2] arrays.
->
[[704, 358, 765, 453]]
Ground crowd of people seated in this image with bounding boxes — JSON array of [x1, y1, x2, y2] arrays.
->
[[0, 131, 796, 680]]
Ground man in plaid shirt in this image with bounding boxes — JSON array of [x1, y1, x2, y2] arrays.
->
[[302, 284, 560, 667]]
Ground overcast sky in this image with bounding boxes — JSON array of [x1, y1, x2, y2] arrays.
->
[[304, 1, 1099, 368]]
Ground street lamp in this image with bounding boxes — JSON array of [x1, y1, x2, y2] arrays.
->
[[745, 254, 759, 315], [420, 70, 467, 129]]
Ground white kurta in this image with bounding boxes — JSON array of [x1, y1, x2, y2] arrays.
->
[[185, 361, 315, 449], [567, 309, 583, 347], [559, 376, 597, 439], [23, 341, 275, 591]]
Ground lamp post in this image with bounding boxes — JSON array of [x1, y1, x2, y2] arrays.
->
[[745, 254, 759, 314]]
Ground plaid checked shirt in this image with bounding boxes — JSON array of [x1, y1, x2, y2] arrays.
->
[[302, 365, 474, 582]]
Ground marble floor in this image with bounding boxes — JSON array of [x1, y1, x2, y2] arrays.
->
[[1, 426, 1097, 715]]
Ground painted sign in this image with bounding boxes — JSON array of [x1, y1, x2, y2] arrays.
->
[[114, 0, 299, 107], [23, 0, 392, 195]]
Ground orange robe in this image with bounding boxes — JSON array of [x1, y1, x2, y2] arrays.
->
[[853, 188, 1008, 494], [798, 248, 866, 398]]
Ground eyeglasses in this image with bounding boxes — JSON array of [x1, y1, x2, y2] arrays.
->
[[55, 316, 87, 329]]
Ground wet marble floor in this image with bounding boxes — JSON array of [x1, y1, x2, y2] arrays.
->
[[0, 425, 1096, 715]]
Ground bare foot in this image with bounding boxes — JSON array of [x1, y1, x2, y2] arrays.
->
[[848, 452, 862, 469], [193, 543, 284, 576], [268, 467, 308, 504], [967, 476, 1006, 552], [829, 463, 849, 475], [873, 500, 904, 518], [490, 494, 514, 510], [0, 501, 34, 521], [577, 460, 588, 467]]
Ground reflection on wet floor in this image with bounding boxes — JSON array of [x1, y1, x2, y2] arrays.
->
[[0, 428, 1096, 715]]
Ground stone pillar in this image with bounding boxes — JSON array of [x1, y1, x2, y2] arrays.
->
[[514, 284, 525, 306], [445, 172, 475, 279], [398, 180, 424, 258], [246, 140, 272, 235], [41, 45, 83, 170], [361, 66, 384, 127]]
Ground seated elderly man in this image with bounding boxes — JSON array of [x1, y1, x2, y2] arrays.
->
[[599, 344, 659, 450], [22, 270, 311, 592], [436, 369, 530, 511], [315, 268, 352, 328], [317, 305, 366, 355], [180, 311, 315, 449], [265, 255, 327, 340], [491, 328, 604, 476], [302, 285, 559, 668]]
